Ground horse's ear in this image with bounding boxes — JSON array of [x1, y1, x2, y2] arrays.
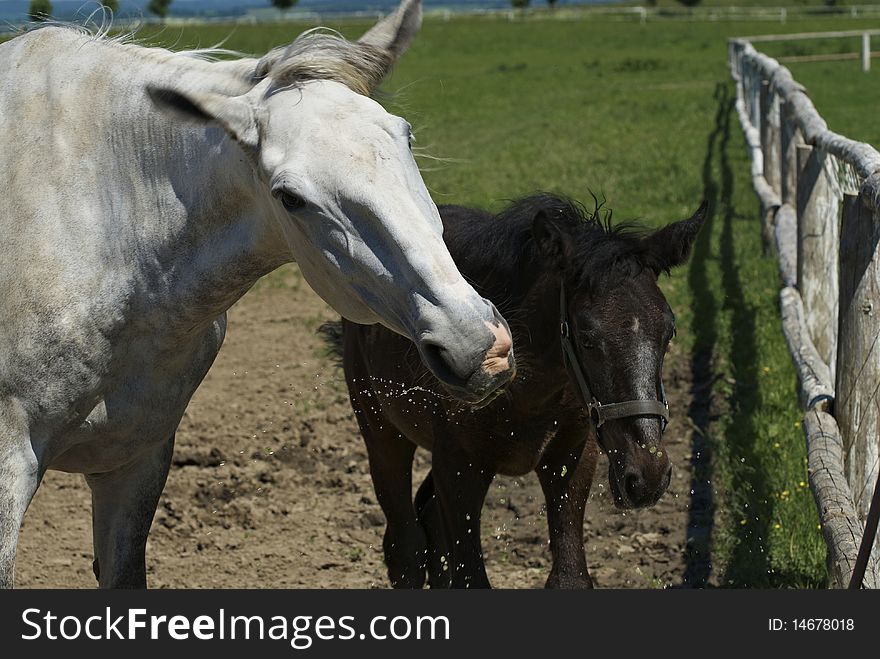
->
[[532, 209, 575, 269], [359, 0, 422, 61], [148, 86, 259, 150], [643, 201, 708, 274]]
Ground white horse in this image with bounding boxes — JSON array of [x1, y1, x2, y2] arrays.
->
[[0, 0, 514, 588]]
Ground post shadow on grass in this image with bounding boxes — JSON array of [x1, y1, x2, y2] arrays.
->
[[688, 83, 800, 587], [713, 84, 771, 587], [681, 84, 727, 588]]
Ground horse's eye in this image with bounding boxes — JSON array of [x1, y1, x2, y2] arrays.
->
[[579, 332, 597, 350], [279, 191, 306, 212]]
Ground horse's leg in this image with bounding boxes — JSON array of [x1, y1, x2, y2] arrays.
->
[[85, 435, 174, 588], [0, 408, 40, 589], [536, 430, 598, 589], [415, 472, 450, 588], [431, 439, 493, 589]]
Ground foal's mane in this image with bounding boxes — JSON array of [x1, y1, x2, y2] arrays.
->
[[445, 193, 656, 304]]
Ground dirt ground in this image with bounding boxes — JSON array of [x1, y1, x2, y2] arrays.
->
[[16, 265, 699, 589]]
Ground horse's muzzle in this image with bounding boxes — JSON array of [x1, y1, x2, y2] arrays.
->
[[417, 311, 515, 404], [608, 446, 672, 509]]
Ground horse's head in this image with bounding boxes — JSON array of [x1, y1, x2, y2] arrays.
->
[[533, 197, 707, 508], [149, 0, 514, 404]]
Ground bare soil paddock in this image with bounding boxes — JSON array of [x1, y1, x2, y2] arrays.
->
[[16, 265, 697, 588]]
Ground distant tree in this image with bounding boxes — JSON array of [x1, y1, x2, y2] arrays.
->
[[676, 0, 701, 7], [100, 0, 119, 13], [547, 0, 557, 9], [28, 0, 53, 21], [511, 0, 530, 8], [148, 0, 172, 19], [271, 0, 299, 11]]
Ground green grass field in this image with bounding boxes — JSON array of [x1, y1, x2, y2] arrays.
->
[[8, 12, 880, 586]]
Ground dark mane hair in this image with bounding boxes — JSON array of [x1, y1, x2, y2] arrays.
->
[[439, 193, 656, 306]]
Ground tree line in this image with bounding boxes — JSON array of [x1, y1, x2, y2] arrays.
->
[[28, 0, 301, 22], [29, 1, 854, 21]]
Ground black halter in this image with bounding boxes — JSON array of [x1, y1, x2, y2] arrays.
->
[[559, 286, 669, 431]]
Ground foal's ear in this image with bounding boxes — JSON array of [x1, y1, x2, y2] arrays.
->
[[643, 201, 708, 274], [532, 209, 575, 269], [147, 86, 259, 150]]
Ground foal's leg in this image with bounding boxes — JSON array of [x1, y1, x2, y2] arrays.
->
[[85, 435, 174, 588], [0, 406, 40, 588], [361, 421, 427, 589], [431, 439, 494, 589], [536, 430, 598, 589], [415, 472, 450, 588], [350, 386, 427, 588]]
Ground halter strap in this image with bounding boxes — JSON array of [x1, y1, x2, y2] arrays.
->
[[559, 286, 669, 430]]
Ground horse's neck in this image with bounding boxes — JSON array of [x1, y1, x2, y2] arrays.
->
[[0, 30, 286, 336], [101, 55, 287, 329], [132, 131, 289, 328]]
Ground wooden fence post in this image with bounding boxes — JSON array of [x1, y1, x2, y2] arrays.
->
[[805, 410, 879, 588], [836, 194, 880, 519], [796, 144, 841, 378], [780, 100, 803, 207], [750, 64, 761, 131], [863, 32, 871, 73], [760, 81, 781, 196]]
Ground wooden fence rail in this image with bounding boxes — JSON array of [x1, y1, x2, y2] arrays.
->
[[729, 37, 880, 588]]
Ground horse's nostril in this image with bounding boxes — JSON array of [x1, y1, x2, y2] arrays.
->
[[422, 341, 444, 363], [625, 471, 645, 501], [420, 341, 464, 385]]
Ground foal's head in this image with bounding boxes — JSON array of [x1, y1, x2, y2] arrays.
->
[[532, 195, 707, 509]]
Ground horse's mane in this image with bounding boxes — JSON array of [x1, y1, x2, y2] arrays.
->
[[24, 19, 385, 97], [441, 193, 656, 305], [19, 12, 245, 59], [254, 30, 392, 97]]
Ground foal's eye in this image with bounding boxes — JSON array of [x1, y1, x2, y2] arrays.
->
[[278, 191, 306, 212], [579, 332, 597, 350]]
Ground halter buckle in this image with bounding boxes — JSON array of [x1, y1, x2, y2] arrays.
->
[[588, 398, 604, 428]]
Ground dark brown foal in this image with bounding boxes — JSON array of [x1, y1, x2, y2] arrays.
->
[[337, 194, 706, 588]]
